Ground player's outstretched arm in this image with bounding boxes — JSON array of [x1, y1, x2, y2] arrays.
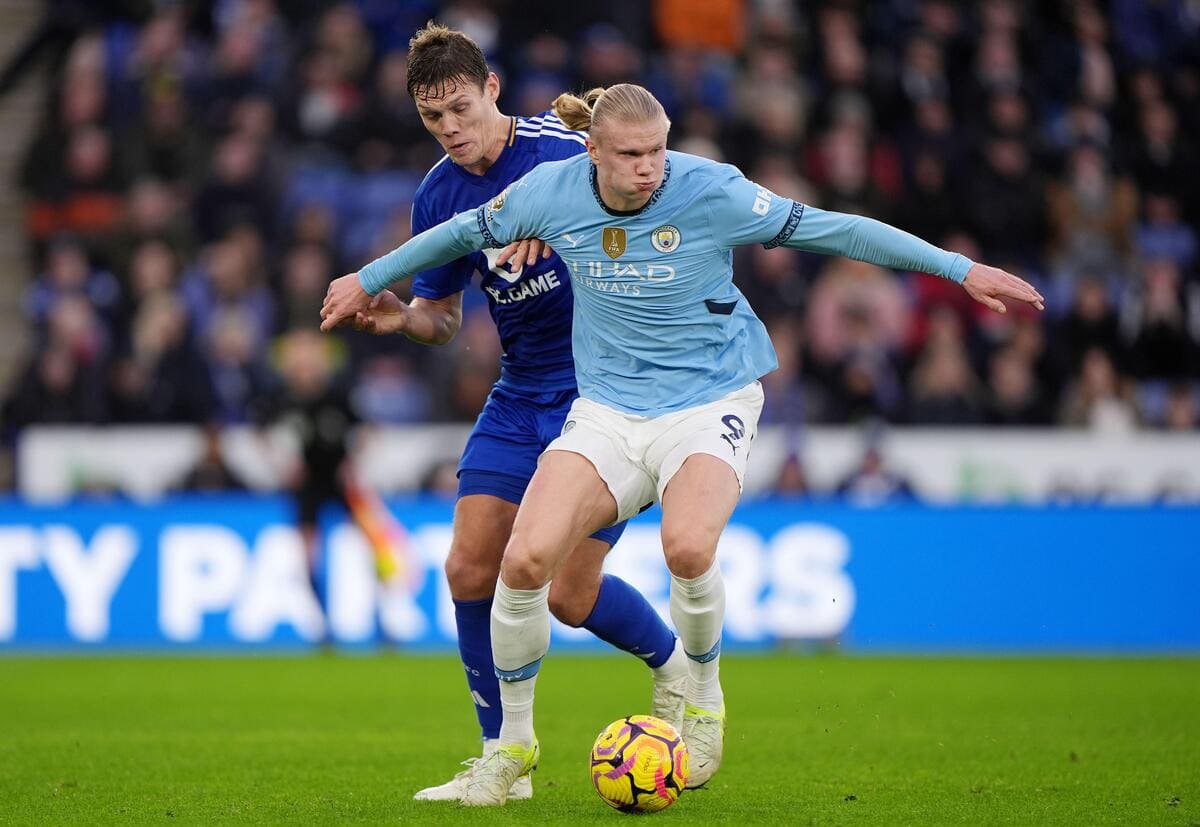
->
[[352, 290, 463, 344], [320, 210, 488, 332], [776, 206, 1044, 314]]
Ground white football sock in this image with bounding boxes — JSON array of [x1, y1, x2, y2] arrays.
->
[[492, 579, 550, 747], [669, 560, 725, 711]]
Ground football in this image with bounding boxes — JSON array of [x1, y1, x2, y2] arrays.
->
[[589, 714, 690, 813]]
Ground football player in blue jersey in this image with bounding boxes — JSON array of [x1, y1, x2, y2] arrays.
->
[[365, 29, 686, 802], [322, 83, 1045, 805]]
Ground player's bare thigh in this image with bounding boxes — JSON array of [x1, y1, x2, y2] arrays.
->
[[502, 449, 618, 589], [660, 454, 741, 578], [445, 494, 517, 600]]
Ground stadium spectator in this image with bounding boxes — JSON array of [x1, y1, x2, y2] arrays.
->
[[1124, 258, 1198, 380], [1058, 347, 1139, 431], [192, 133, 276, 245], [1053, 275, 1125, 377], [25, 123, 126, 246], [908, 339, 986, 426], [2, 342, 106, 436], [124, 238, 181, 310], [771, 449, 812, 498], [180, 230, 275, 353], [1046, 143, 1138, 280], [277, 241, 336, 332], [758, 316, 825, 425], [24, 234, 121, 341], [173, 424, 248, 493], [119, 83, 208, 189], [107, 178, 195, 279], [202, 307, 278, 425], [835, 444, 917, 506], [1137, 192, 1197, 271], [984, 344, 1051, 426], [107, 290, 213, 424], [350, 354, 431, 425], [1163, 383, 1199, 431], [963, 133, 1046, 266]]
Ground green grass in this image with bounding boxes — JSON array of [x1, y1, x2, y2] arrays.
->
[[0, 654, 1197, 824]]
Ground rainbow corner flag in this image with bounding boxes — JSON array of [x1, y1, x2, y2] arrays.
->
[[343, 478, 421, 590]]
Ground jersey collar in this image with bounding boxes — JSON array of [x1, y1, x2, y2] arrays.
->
[[589, 156, 672, 217]]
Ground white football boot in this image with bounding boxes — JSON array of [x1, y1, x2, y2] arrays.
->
[[650, 641, 688, 732], [459, 739, 540, 807], [682, 702, 726, 788], [413, 740, 533, 802]]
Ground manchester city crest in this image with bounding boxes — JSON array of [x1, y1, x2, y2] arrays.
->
[[650, 224, 682, 253]]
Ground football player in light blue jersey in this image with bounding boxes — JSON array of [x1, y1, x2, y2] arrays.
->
[[363, 31, 686, 803], [322, 83, 1045, 805]]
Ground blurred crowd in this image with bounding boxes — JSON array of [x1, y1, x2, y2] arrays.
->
[[3, 0, 1199, 463]]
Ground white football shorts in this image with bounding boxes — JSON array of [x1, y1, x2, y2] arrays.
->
[[544, 381, 764, 522]]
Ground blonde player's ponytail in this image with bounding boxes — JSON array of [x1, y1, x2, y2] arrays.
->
[[553, 87, 605, 131], [554, 84, 669, 137]]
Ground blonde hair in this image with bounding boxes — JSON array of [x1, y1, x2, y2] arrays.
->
[[553, 83, 670, 137]]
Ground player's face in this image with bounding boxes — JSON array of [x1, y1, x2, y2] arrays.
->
[[588, 117, 670, 212], [414, 73, 504, 172]]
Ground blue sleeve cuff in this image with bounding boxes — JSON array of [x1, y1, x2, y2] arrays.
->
[[945, 253, 973, 285], [358, 261, 389, 296]]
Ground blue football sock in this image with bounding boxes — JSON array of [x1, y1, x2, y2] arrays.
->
[[453, 596, 503, 741], [581, 574, 676, 669]]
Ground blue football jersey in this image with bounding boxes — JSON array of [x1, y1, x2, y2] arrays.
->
[[409, 111, 587, 392]]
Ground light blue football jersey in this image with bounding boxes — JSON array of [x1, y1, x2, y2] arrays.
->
[[360, 150, 972, 417], [476, 151, 789, 415]]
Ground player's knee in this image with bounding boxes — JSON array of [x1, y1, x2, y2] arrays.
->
[[443, 544, 499, 597], [661, 524, 717, 579], [548, 579, 593, 627], [499, 538, 555, 589]]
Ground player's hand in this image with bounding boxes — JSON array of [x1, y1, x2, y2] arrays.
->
[[496, 238, 554, 268], [320, 273, 374, 332], [353, 290, 411, 335], [962, 264, 1045, 314]]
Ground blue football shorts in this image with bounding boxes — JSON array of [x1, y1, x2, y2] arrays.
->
[[457, 383, 627, 547]]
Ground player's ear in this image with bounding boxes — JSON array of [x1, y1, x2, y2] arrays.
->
[[586, 136, 600, 164], [484, 72, 500, 104]]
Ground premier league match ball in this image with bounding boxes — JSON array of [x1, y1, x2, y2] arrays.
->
[[589, 714, 690, 813]]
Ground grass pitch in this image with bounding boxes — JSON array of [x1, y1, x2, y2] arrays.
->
[[1, 654, 1196, 824]]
